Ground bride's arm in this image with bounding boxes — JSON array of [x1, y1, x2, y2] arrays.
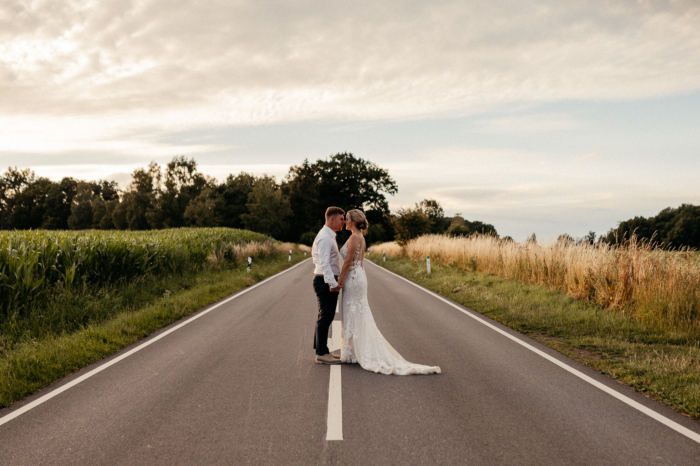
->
[[338, 235, 359, 286]]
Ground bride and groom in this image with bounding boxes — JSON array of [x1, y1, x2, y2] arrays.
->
[[311, 207, 441, 375]]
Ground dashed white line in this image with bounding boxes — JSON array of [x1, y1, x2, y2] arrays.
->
[[326, 320, 343, 441]]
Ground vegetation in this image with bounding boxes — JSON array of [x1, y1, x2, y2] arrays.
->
[[0, 252, 307, 408], [0, 153, 398, 245], [0, 227, 292, 351], [603, 203, 700, 249], [368, 255, 700, 420], [286, 152, 398, 245], [370, 234, 700, 335]]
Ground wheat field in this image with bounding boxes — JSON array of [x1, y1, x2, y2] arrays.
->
[[370, 235, 700, 335]]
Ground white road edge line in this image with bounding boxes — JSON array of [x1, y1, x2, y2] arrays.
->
[[0, 258, 312, 428], [326, 320, 343, 441], [366, 260, 700, 445]]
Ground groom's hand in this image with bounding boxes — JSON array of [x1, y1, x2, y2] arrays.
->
[[330, 284, 342, 292]]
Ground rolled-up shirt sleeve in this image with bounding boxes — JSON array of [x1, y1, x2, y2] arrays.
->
[[318, 236, 339, 288]]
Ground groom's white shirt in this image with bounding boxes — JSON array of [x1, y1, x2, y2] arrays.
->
[[312, 225, 341, 288]]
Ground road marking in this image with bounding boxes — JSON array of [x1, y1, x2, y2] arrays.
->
[[0, 259, 311, 428], [367, 260, 700, 445], [326, 320, 343, 441]]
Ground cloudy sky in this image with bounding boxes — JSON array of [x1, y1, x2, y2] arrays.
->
[[1, 0, 699, 240]]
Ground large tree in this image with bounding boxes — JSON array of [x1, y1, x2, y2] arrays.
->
[[285, 153, 397, 242]]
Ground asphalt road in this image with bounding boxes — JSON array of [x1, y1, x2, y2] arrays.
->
[[1, 258, 700, 465]]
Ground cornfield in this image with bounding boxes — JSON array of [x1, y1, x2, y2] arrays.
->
[[370, 235, 700, 335], [0, 228, 288, 318]]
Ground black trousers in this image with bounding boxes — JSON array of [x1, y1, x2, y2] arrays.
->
[[313, 275, 339, 356]]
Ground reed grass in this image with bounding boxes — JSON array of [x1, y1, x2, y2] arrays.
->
[[370, 235, 700, 335], [369, 256, 700, 420]]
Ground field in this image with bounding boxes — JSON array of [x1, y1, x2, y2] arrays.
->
[[0, 228, 298, 350], [370, 235, 700, 335], [0, 227, 308, 406]]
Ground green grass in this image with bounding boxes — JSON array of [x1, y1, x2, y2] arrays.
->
[[0, 253, 307, 408], [370, 256, 700, 420]]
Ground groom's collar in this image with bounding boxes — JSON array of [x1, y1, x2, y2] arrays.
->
[[323, 225, 337, 237]]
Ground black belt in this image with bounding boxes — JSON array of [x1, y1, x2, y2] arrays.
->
[[315, 274, 339, 280]]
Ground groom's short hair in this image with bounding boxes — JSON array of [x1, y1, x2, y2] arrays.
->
[[325, 206, 345, 221]]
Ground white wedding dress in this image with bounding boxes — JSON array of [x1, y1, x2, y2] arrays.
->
[[339, 238, 441, 375]]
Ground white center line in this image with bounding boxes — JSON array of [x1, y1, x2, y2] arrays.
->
[[326, 320, 343, 441], [367, 260, 700, 445]]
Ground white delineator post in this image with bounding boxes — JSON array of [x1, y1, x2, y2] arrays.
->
[[426, 255, 431, 274], [288, 249, 292, 262], [304, 247, 307, 256], [247, 257, 252, 273], [383, 251, 386, 262]]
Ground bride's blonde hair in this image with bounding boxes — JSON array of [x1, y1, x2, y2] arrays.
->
[[347, 209, 369, 235]]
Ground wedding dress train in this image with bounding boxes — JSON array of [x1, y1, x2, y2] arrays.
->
[[339, 240, 441, 375]]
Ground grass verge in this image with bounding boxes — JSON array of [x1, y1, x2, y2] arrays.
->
[[369, 256, 700, 420], [0, 253, 308, 409]]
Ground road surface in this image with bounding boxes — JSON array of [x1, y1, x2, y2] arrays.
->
[[1, 258, 699, 465]]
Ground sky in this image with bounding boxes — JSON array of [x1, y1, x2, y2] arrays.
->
[[1, 0, 699, 241]]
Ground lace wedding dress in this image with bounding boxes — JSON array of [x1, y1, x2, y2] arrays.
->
[[339, 239, 441, 375]]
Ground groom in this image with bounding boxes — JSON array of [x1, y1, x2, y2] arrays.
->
[[311, 206, 345, 365]]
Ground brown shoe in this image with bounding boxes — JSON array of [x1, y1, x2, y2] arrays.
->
[[315, 354, 342, 365], [330, 352, 341, 360]]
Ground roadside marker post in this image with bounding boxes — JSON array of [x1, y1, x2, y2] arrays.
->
[[427, 256, 431, 274], [289, 250, 292, 262], [247, 257, 252, 273], [383, 251, 386, 262]]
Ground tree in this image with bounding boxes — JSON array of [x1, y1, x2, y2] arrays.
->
[[603, 204, 700, 249], [241, 176, 292, 238], [42, 177, 78, 229], [285, 160, 321, 241], [0, 168, 53, 230], [392, 206, 432, 245], [285, 153, 397, 242], [582, 231, 596, 245], [420, 199, 446, 234], [184, 189, 219, 227], [122, 163, 159, 230], [446, 215, 472, 237], [213, 172, 257, 228], [148, 156, 209, 228], [557, 233, 574, 245], [67, 182, 95, 230]]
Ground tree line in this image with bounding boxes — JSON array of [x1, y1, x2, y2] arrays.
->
[[0, 153, 398, 244], [0, 152, 503, 246], [601, 204, 700, 249]]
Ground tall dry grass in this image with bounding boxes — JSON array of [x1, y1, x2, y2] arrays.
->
[[371, 236, 700, 335], [207, 241, 302, 268], [367, 241, 403, 258]]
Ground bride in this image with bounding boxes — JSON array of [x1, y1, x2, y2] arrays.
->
[[337, 209, 441, 375]]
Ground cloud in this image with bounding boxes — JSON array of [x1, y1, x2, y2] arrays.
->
[[474, 114, 582, 133], [577, 152, 603, 161], [1, 1, 699, 137]]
